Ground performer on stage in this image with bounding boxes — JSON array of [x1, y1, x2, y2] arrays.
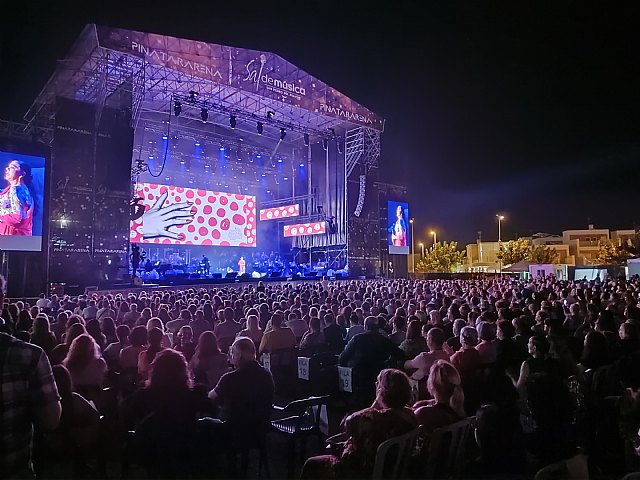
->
[[238, 256, 246, 275], [201, 254, 210, 275], [130, 244, 141, 278]]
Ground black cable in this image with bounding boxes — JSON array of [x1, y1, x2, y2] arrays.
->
[[147, 98, 173, 178]]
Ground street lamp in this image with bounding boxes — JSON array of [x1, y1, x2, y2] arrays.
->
[[409, 218, 415, 273], [419, 242, 424, 258], [496, 214, 505, 276], [430, 230, 437, 246]]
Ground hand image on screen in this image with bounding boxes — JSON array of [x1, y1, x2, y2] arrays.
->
[[140, 190, 193, 240]]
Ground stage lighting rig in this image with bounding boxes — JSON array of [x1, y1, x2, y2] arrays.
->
[[322, 138, 328, 151], [200, 108, 208, 123], [280, 128, 286, 141], [257, 122, 264, 135], [229, 115, 236, 129], [266, 111, 275, 122], [173, 100, 182, 117], [303, 133, 310, 147], [188, 90, 198, 103]]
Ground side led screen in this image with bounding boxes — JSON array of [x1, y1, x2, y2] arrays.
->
[[259, 204, 300, 221]]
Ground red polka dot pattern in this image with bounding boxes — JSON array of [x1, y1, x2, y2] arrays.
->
[[283, 221, 326, 238], [259, 204, 300, 221], [130, 183, 257, 247]]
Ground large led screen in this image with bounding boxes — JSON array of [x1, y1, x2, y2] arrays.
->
[[283, 221, 326, 238], [387, 200, 410, 255], [0, 151, 46, 251], [130, 183, 256, 246], [259, 204, 299, 221]]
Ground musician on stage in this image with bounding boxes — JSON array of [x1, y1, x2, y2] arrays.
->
[[238, 256, 246, 275], [130, 244, 141, 278], [201, 255, 210, 275]]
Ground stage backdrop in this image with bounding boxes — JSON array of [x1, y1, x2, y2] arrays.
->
[[49, 97, 132, 287], [130, 183, 256, 247]]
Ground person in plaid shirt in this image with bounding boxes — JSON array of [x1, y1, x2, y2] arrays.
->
[[0, 278, 61, 478]]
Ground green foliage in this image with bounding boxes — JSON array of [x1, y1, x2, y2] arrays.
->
[[498, 238, 531, 265], [529, 244, 559, 264], [596, 240, 632, 265], [415, 241, 466, 273]]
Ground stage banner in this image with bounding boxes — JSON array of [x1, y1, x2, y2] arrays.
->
[[283, 221, 326, 238], [95, 25, 384, 131], [259, 204, 299, 221], [50, 97, 97, 283], [130, 183, 257, 247]]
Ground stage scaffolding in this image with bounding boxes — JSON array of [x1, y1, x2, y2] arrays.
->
[[23, 24, 384, 275]]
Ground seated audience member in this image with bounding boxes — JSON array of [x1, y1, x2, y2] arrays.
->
[[258, 311, 296, 354], [101, 317, 118, 346], [49, 323, 86, 366], [461, 403, 526, 479], [166, 309, 191, 335], [388, 315, 407, 346], [138, 327, 166, 384], [286, 312, 308, 343], [514, 335, 561, 389], [404, 327, 449, 381], [174, 325, 196, 362], [205, 337, 275, 447], [339, 316, 405, 403], [323, 313, 345, 354], [495, 318, 527, 379], [62, 334, 107, 393], [237, 314, 263, 349], [189, 309, 211, 341], [445, 319, 467, 355], [86, 319, 107, 352], [475, 321, 498, 364], [214, 307, 243, 348], [120, 325, 147, 372], [399, 319, 428, 360], [413, 360, 465, 438], [300, 368, 417, 480], [299, 316, 325, 351], [49, 364, 101, 453], [190, 331, 230, 390], [122, 349, 210, 475], [145, 318, 172, 348], [30, 315, 57, 356], [450, 326, 482, 377], [103, 324, 130, 370], [344, 314, 364, 343]]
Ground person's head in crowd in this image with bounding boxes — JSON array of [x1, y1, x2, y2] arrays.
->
[[195, 331, 221, 358], [146, 317, 164, 332], [581, 331, 610, 370], [473, 403, 525, 468], [147, 327, 164, 349], [309, 316, 321, 333], [147, 349, 192, 392], [364, 315, 379, 332], [460, 325, 478, 347], [177, 325, 193, 345], [476, 321, 496, 342], [63, 334, 100, 372], [31, 315, 51, 336], [596, 311, 616, 333], [497, 319, 515, 340], [246, 314, 260, 331], [374, 368, 412, 409], [405, 319, 422, 341], [230, 336, 257, 368], [129, 325, 147, 348], [513, 315, 532, 336], [451, 319, 467, 339], [65, 322, 87, 345], [271, 312, 284, 328], [427, 360, 465, 417], [620, 321, 640, 343], [392, 315, 406, 333], [426, 327, 445, 352]]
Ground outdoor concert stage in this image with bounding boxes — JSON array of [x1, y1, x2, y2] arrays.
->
[[1, 24, 408, 297]]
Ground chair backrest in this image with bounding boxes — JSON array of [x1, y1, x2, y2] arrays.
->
[[269, 347, 297, 368], [371, 428, 419, 480], [534, 452, 589, 480], [425, 417, 474, 479]]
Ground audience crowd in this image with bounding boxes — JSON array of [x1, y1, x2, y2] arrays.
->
[[3, 274, 640, 479]]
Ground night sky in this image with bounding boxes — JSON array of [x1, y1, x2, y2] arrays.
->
[[1, 1, 638, 246]]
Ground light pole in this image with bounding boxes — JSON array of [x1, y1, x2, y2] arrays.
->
[[409, 218, 415, 273], [496, 214, 505, 276], [430, 230, 437, 246], [419, 242, 424, 258]]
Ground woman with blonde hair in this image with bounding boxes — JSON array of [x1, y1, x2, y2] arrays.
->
[[62, 333, 107, 392], [237, 314, 263, 348], [413, 360, 465, 437]]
